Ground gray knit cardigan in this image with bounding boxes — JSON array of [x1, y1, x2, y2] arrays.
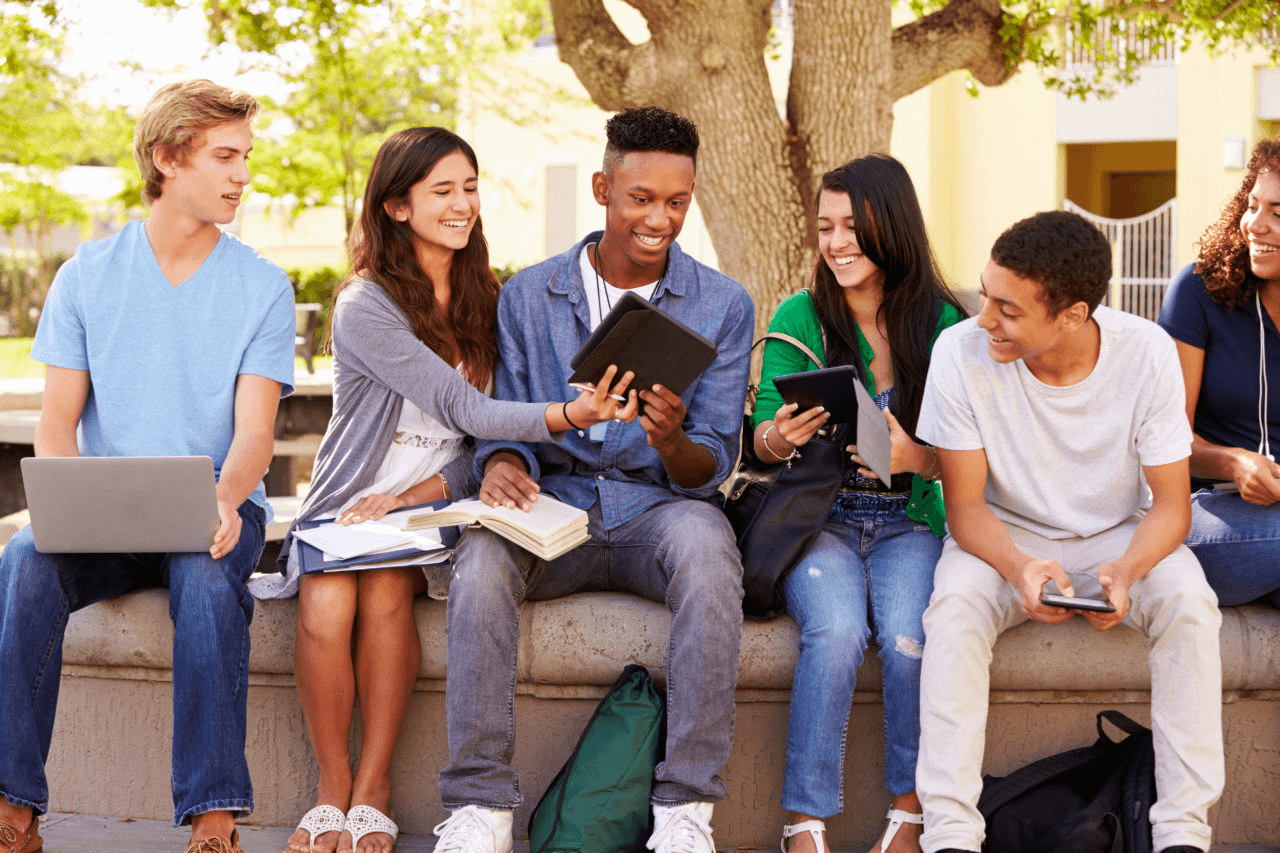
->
[[250, 279, 555, 599]]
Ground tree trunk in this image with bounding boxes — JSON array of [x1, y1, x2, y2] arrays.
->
[[548, 0, 1009, 336], [550, 0, 817, 337]]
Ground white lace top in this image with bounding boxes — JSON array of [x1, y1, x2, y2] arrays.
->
[[336, 365, 475, 513]]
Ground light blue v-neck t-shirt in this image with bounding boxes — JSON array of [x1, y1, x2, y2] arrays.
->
[[31, 220, 297, 511]]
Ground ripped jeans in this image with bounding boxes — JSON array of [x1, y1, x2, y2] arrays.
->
[[780, 493, 941, 817]]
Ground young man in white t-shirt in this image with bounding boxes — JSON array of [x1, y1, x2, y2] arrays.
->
[[914, 210, 1223, 853]]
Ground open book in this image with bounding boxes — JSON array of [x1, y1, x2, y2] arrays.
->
[[405, 495, 590, 561]]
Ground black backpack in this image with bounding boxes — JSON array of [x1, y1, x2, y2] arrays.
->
[[977, 710, 1156, 853]]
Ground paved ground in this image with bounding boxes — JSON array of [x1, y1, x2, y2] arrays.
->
[[38, 813, 433, 853], [32, 812, 1280, 853]]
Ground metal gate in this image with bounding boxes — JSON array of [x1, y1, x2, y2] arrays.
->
[[1063, 198, 1177, 321]]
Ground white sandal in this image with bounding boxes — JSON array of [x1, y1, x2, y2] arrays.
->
[[780, 819, 827, 853], [872, 808, 923, 853], [294, 804, 345, 852], [345, 804, 399, 850]]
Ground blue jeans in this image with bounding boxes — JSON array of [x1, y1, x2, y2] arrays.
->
[[440, 497, 743, 809], [1187, 488, 1280, 607], [0, 500, 265, 825], [781, 494, 940, 818]]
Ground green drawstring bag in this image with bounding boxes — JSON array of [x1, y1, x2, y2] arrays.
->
[[529, 664, 667, 853]]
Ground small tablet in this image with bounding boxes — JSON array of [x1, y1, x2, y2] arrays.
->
[[569, 291, 717, 396], [851, 375, 892, 487], [772, 366, 858, 424]]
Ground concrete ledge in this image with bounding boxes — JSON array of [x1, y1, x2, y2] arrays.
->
[[0, 412, 322, 500], [44, 589, 1280, 846], [59, 588, 1280, 692]]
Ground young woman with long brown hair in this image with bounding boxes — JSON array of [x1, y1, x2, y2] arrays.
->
[[252, 127, 634, 853], [751, 154, 965, 853]]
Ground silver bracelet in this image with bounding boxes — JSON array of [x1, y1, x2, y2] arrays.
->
[[762, 424, 798, 463], [437, 471, 450, 500]]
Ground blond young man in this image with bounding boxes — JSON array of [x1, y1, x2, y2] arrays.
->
[[0, 80, 295, 853]]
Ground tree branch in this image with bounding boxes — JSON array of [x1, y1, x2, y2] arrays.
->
[[547, 0, 637, 111], [891, 0, 1011, 100]]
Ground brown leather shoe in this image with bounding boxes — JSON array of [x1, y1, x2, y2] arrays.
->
[[183, 829, 243, 853], [0, 814, 42, 853]]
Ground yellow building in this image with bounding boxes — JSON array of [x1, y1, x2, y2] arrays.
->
[[452, 13, 1279, 318], [894, 36, 1280, 313], [230, 15, 1279, 318]]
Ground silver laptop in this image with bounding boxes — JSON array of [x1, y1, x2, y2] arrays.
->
[[21, 456, 221, 553]]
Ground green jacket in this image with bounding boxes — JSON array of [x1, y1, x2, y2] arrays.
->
[[750, 289, 963, 536]]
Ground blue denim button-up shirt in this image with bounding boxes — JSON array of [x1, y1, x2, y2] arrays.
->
[[475, 232, 755, 531]]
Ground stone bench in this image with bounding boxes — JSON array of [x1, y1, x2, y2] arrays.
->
[[44, 588, 1280, 847]]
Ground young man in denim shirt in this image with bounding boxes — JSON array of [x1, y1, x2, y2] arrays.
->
[[433, 107, 753, 853], [0, 80, 295, 853]]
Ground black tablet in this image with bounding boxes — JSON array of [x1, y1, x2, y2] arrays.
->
[[569, 291, 717, 395], [772, 365, 859, 424]]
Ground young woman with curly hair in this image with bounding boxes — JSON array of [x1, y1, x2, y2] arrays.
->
[[751, 154, 966, 853], [1157, 136, 1280, 607], [251, 127, 635, 853]]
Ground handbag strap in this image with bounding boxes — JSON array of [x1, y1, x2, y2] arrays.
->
[[750, 331, 823, 371], [746, 331, 824, 416]]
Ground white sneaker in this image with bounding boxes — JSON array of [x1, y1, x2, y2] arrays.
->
[[647, 802, 716, 853], [433, 805, 514, 853]]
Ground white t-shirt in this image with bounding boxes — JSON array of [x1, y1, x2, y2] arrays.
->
[[917, 306, 1191, 540], [577, 244, 658, 329]]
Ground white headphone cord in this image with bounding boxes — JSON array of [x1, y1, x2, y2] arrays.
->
[[1258, 292, 1272, 461]]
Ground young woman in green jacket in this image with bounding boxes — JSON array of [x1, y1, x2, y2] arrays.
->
[[752, 154, 965, 853]]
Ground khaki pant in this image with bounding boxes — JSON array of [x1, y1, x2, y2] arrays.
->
[[916, 516, 1224, 853]]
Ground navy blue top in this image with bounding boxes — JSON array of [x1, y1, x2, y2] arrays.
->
[[1158, 263, 1280, 487]]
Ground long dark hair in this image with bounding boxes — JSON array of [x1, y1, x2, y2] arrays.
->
[[810, 154, 966, 435], [337, 126, 500, 386], [1197, 137, 1280, 310]]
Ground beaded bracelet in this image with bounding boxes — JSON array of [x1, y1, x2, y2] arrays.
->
[[762, 424, 798, 463]]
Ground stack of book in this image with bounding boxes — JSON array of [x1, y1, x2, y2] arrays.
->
[[293, 500, 457, 574]]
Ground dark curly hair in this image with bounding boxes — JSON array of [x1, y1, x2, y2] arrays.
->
[[602, 106, 699, 174], [1195, 137, 1280, 310], [338, 127, 500, 387], [811, 154, 967, 435], [990, 210, 1111, 317]]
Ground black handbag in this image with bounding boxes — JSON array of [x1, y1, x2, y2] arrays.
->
[[721, 332, 847, 620]]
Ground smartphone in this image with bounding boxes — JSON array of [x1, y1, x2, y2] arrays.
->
[[1039, 591, 1116, 613]]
